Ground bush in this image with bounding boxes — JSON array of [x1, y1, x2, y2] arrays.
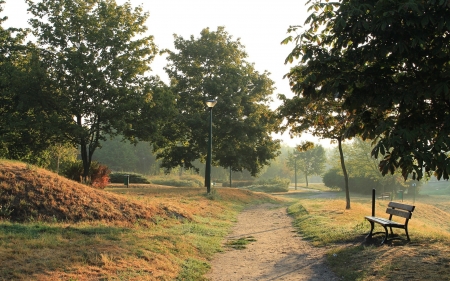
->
[[222, 180, 255, 187], [323, 169, 344, 190], [62, 161, 110, 189], [90, 162, 110, 189], [150, 175, 203, 187], [244, 177, 290, 193], [109, 172, 150, 184]]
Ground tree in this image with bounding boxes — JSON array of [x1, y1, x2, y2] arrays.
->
[[26, 0, 162, 181], [158, 26, 280, 178], [0, 1, 71, 165], [281, 0, 450, 181], [278, 76, 352, 208], [345, 137, 406, 194], [290, 142, 326, 187]]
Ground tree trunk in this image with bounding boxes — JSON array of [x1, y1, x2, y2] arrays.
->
[[305, 174, 309, 187], [338, 136, 350, 209]]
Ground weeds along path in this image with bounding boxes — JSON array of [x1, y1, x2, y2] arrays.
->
[[206, 203, 339, 281]]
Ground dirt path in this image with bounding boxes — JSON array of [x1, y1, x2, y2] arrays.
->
[[206, 203, 339, 281]]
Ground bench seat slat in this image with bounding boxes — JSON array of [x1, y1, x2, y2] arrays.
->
[[364, 216, 405, 227]]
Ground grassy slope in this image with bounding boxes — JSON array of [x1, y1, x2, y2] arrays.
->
[[0, 160, 279, 280], [285, 190, 450, 281]]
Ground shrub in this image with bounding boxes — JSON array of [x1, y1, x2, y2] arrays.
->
[[109, 172, 150, 184], [62, 161, 110, 189], [244, 177, 290, 193], [90, 162, 110, 189], [150, 175, 203, 187], [222, 180, 255, 187], [322, 168, 344, 190]]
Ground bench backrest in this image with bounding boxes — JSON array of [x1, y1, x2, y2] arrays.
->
[[386, 201, 415, 220]]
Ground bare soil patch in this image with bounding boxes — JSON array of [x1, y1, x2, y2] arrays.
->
[[206, 203, 339, 281]]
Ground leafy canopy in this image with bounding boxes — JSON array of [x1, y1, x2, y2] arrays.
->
[[159, 27, 280, 176], [280, 0, 450, 180], [26, 0, 163, 178]]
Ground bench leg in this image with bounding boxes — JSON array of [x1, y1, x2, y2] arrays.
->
[[381, 225, 389, 245], [365, 221, 375, 240], [405, 226, 410, 241]]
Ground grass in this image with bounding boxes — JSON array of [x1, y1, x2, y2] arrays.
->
[[2, 159, 450, 280], [225, 236, 257, 249], [0, 160, 280, 280], [283, 190, 450, 281]]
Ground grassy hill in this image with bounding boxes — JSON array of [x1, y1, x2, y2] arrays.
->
[[0, 160, 190, 224], [0, 159, 279, 280]]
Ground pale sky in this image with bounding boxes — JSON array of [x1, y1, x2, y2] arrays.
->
[[2, 0, 334, 148]]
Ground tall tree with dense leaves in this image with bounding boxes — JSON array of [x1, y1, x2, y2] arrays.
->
[[26, 0, 162, 180], [281, 0, 450, 182], [0, 1, 70, 164], [159, 27, 280, 178]]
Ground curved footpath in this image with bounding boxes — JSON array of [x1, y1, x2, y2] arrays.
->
[[205, 203, 339, 281]]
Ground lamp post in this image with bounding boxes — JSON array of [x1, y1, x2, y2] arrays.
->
[[205, 99, 217, 193], [294, 155, 298, 190]]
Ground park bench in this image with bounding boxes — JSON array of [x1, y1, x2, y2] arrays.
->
[[365, 201, 415, 245], [377, 192, 391, 200]]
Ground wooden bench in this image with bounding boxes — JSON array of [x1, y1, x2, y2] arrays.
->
[[365, 201, 415, 245], [377, 192, 391, 200]]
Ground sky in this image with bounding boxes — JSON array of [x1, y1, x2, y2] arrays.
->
[[2, 0, 334, 148]]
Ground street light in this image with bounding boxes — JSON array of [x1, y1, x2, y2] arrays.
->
[[205, 99, 217, 193], [294, 153, 299, 190]]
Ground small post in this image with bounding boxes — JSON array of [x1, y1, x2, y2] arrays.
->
[[229, 166, 232, 188], [124, 174, 129, 188], [372, 188, 376, 217]]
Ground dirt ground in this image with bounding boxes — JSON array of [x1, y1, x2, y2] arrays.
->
[[206, 203, 339, 281]]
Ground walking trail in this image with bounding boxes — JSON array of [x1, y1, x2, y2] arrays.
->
[[205, 203, 339, 281]]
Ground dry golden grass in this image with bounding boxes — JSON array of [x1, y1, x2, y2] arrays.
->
[[0, 160, 279, 280], [0, 161, 192, 224], [287, 195, 450, 281]]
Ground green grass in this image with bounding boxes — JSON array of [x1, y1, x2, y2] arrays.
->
[[225, 236, 257, 249], [284, 192, 450, 281]]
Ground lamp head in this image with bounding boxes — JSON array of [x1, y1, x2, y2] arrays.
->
[[206, 100, 217, 108]]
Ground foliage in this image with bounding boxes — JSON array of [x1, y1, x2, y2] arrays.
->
[[26, 0, 166, 180], [93, 137, 161, 175], [109, 172, 150, 184], [150, 175, 204, 188], [89, 162, 111, 189], [322, 168, 344, 190], [222, 180, 255, 187], [158, 26, 280, 176], [281, 0, 450, 181], [0, 2, 70, 164], [245, 177, 290, 193], [46, 143, 78, 174], [257, 145, 293, 181], [288, 143, 326, 187], [62, 160, 110, 189], [341, 137, 408, 193]]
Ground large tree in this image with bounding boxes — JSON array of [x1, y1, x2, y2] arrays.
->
[[158, 27, 280, 177], [26, 0, 162, 180], [0, 1, 70, 164], [281, 0, 450, 181]]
